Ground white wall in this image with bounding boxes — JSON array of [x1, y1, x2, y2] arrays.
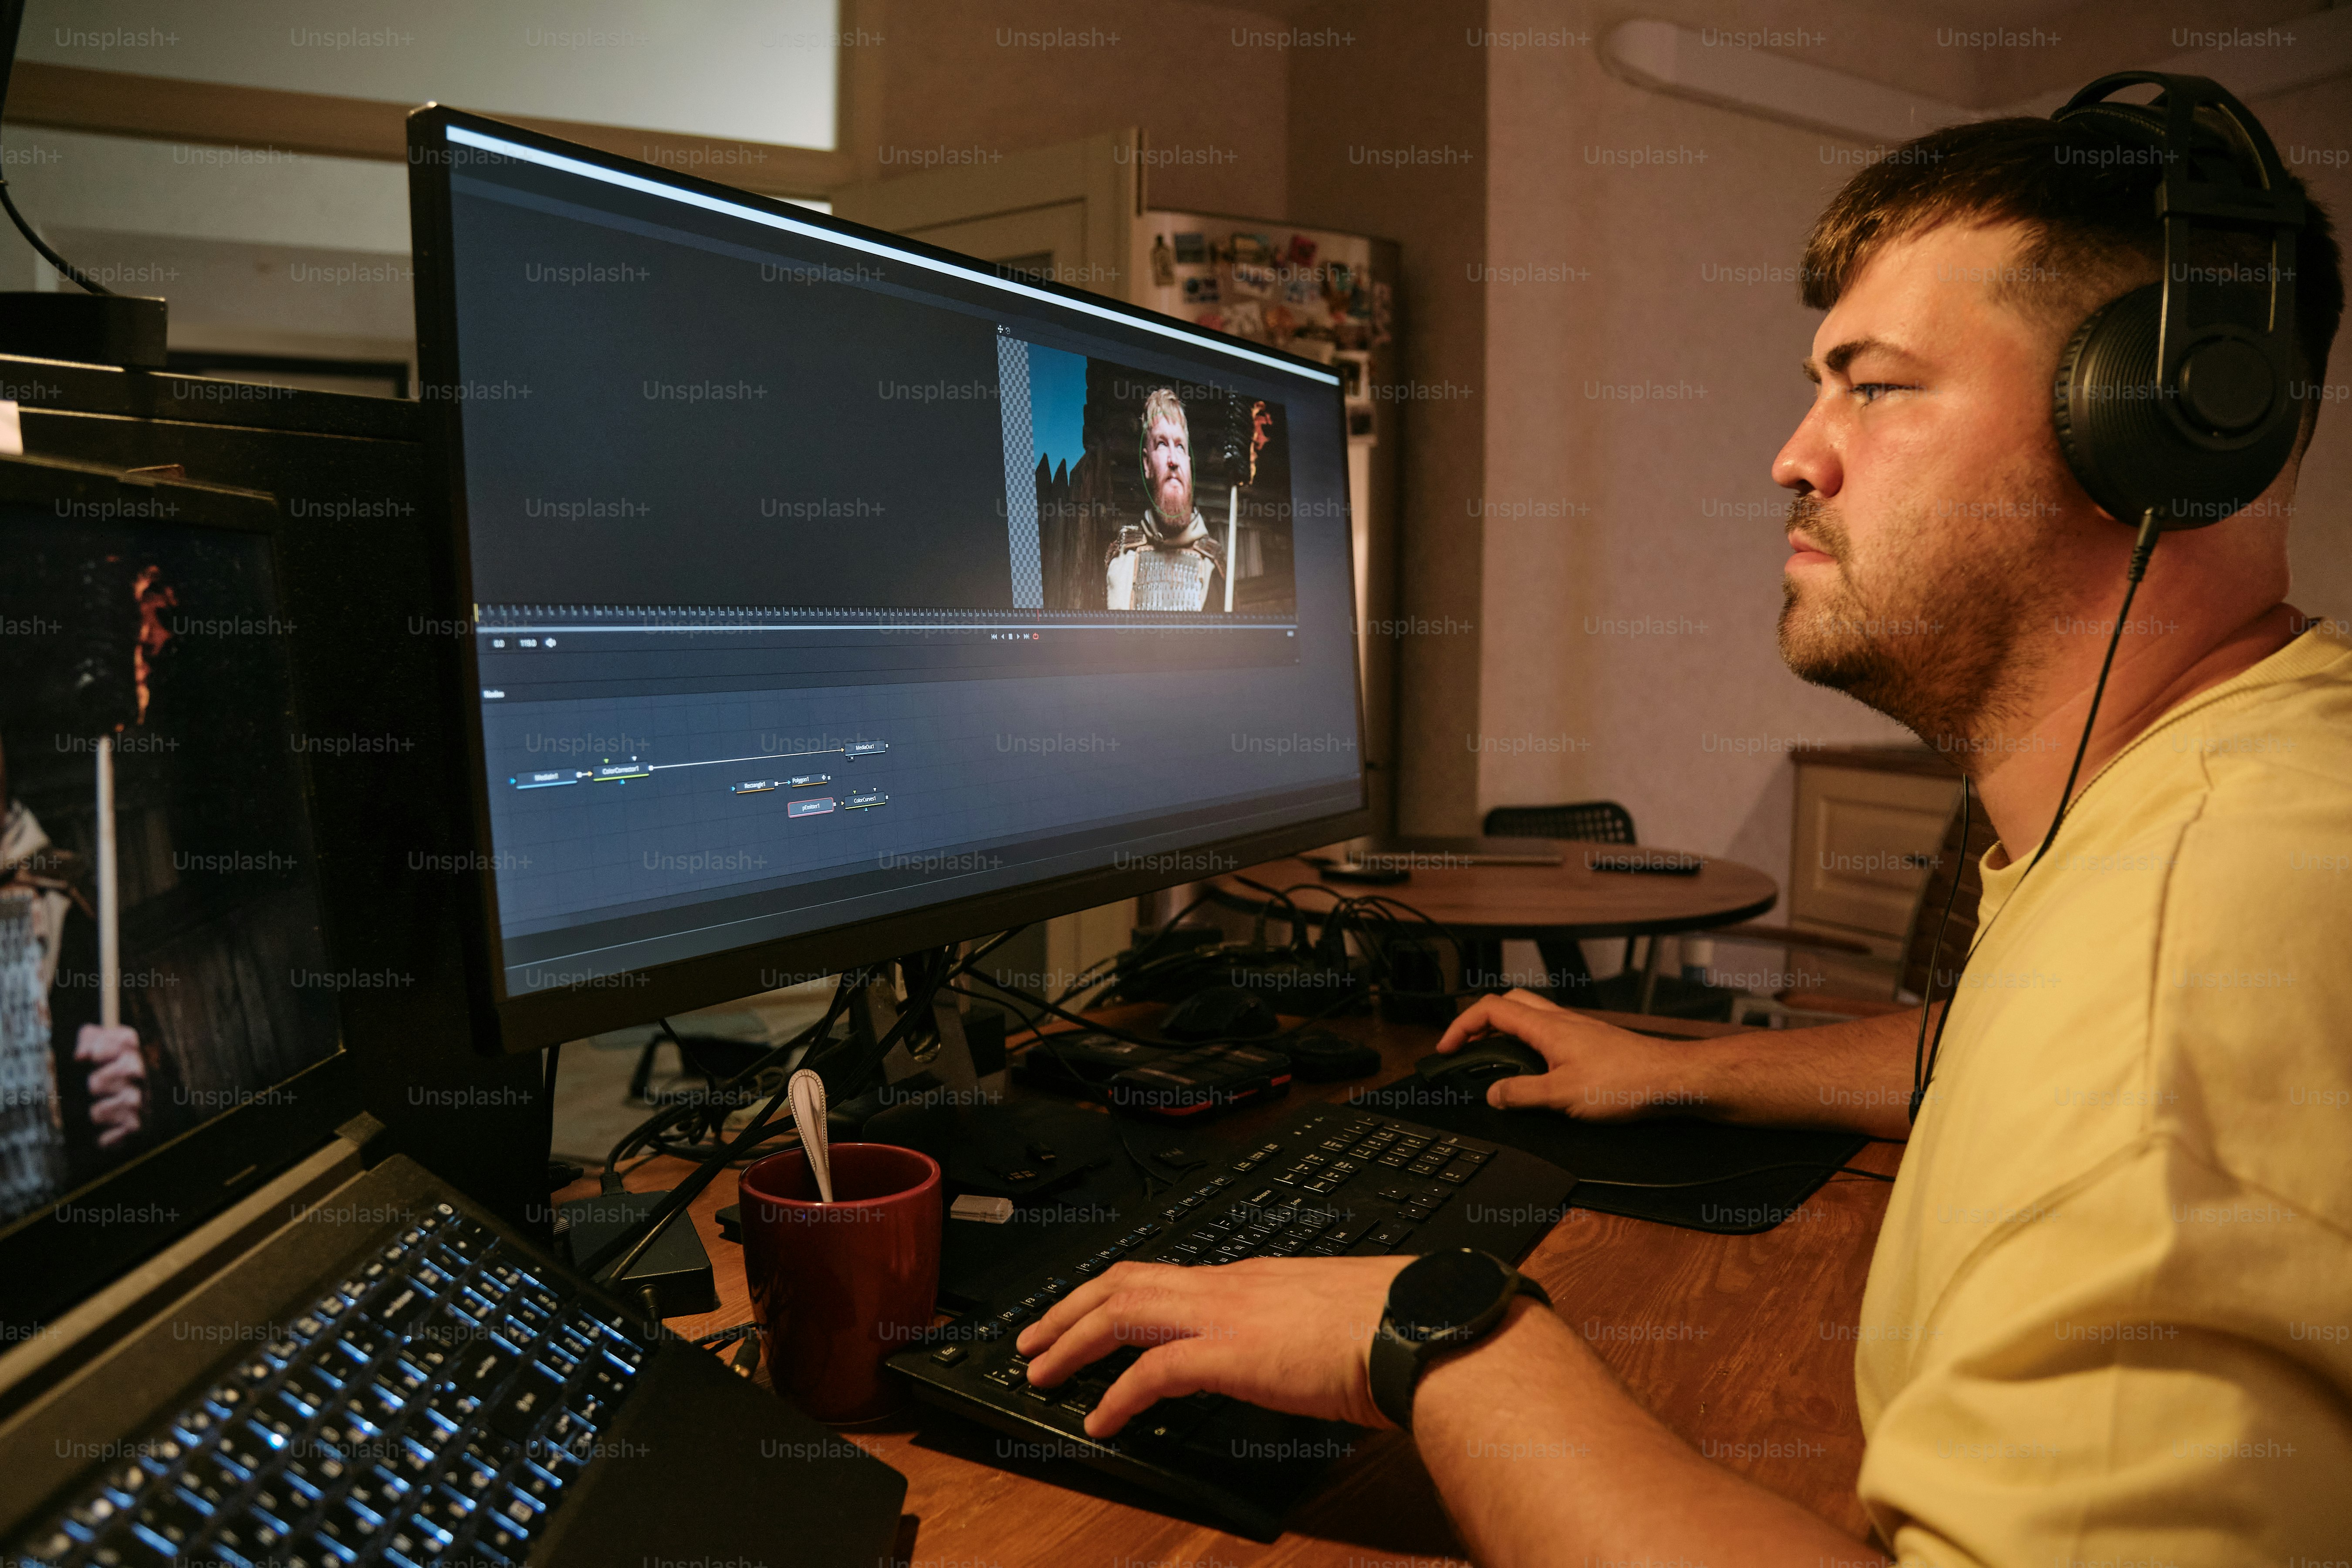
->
[[1479, 0, 2352, 925], [23, 0, 840, 149]]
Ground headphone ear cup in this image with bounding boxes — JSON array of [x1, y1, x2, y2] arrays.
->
[[2053, 286, 2162, 524], [2053, 283, 2300, 529]]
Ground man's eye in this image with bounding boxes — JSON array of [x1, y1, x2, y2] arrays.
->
[[1853, 382, 1911, 405]]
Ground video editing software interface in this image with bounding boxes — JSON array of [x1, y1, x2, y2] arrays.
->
[[433, 126, 1364, 999]]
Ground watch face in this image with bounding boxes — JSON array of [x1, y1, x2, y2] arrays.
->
[[1389, 1249, 1510, 1341]]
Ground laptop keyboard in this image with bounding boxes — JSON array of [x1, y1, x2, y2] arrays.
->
[[10, 1202, 649, 1567]]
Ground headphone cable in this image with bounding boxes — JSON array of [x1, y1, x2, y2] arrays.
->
[[1909, 508, 2163, 1123]]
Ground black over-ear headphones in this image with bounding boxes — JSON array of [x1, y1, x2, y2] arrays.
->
[[2051, 73, 2308, 531]]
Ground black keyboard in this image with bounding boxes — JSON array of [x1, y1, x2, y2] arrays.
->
[[889, 1101, 1577, 1538], [10, 1201, 649, 1568]]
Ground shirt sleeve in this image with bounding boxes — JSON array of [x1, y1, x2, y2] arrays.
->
[[1856, 1139, 2352, 1565]]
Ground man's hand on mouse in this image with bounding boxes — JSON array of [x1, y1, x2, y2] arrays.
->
[[1434, 990, 1694, 1119], [1014, 1256, 1411, 1439]]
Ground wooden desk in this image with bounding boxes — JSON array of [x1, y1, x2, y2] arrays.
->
[[557, 1008, 1900, 1562]]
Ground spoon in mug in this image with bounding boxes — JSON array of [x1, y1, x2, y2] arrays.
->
[[787, 1068, 833, 1203]]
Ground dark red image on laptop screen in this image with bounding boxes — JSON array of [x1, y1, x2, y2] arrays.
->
[[0, 508, 340, 1228]]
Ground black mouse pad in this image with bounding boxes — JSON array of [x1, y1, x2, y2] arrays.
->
[[1354, 1078, 1874, 1235]]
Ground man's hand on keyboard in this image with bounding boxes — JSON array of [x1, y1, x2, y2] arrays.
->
[[1014, 1256, 1412, 1438], [1433, 989, 1690, 1118]]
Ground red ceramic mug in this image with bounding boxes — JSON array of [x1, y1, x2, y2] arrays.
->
[[738, 1142, 942, 1423]]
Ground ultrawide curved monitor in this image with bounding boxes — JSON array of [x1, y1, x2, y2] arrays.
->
[[407, 108, 1369, 1051]]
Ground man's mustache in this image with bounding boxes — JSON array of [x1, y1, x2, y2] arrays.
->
[[1788, 493, 1848, 563]]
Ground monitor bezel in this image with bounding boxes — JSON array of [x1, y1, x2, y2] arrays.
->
[[405, 104, 1373, 1055], [0, 455, 368, 1338]]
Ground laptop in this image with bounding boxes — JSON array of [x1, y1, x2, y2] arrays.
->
[[0, 456, 905, 1566]]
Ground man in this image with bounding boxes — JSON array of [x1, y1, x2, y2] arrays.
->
[[0, 737, 148, 1222], [1016, 102, 2351, 1562], [1105, 386, 1227, 611]]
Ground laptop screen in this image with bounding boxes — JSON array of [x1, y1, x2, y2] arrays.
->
[[0, 502, 342, 1232]]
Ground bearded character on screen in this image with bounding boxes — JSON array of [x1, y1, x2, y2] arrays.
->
[[1105, 387, 1226, 611]]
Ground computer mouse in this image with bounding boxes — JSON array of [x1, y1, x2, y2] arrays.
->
[[1159, 984, 1280, 1041], [1414, 1034, 1548, 1085]]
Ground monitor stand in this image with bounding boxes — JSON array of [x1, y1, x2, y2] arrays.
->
[[845, 971, 1004, 1101]]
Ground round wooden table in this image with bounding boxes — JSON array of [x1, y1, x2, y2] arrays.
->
[[1206, 844, 1781, 1008]]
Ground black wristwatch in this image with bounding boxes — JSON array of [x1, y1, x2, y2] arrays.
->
[[1368, 1248, 1551, 1430]]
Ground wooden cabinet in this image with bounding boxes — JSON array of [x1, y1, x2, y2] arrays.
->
[[1789, 747, 1961, 998]]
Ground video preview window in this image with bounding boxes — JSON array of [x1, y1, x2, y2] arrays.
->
[[1004, 341, 1297, 616]]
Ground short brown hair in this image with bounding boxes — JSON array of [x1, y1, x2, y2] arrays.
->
[[1801, 115, 2342, 449]]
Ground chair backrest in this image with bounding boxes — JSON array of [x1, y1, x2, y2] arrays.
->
[[1482, 801, 1637, 845], [1895, 786, 1998, 1002]]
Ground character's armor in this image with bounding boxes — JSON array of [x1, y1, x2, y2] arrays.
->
[[1104, 511, 1226, 611], [0, 804, 68, 1219]]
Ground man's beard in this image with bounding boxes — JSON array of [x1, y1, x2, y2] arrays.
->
[[1776, 488, 2065, 750], [1151, 468, 1193, 525]]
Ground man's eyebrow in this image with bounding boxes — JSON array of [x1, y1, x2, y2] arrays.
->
[[1801, 336, 1920, 382]]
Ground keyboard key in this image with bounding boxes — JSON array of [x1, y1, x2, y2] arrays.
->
[[357, 1379, 408, 1425], [18, 1526, 76, 1565], [285, 1450, 347, 1498], [276, 1530, 345, 1568], [394, 1432, 444, 1479], [317, 1498, 388, 1555], [1437, 1166, 1472, 1184], [448, 1343, 515, 1399], [581, 1361, 629, 1406], [475, 1517, 532, 1560], [437, 1224, 487, 1261], [365, 1278, 433, 1330], [212, 1505, 289, 1560], [177, 1450, 244, 1511], [415, 1484, 473, 1538], [100, 1461, 153, 1509], [510, 1457, 564, 1504], [487, 1364, 566, 1442], [336, 1318, 393, 1366], [217, 1423, 273, 1476], [1369, 1223, 1414, 1250], [427, 1386, 482, 1432], [344, 1465, 409, 1521], [381, 1363, 433, 1401], [438, 1448, 500, 1502], [132, 1492, 206, 1549], [68, 1491, 123, 1535]]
